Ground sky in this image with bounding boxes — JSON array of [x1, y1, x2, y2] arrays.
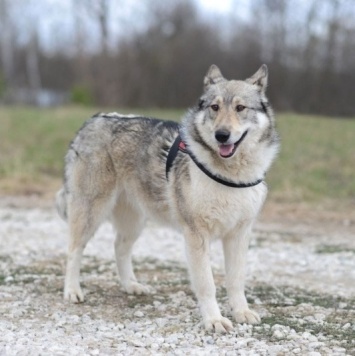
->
[[7, 0, 241, 53], [4, 0, 333, 55], [197, 0, 234, 14]]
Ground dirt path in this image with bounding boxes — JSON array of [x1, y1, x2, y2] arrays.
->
[[0, 197, 354, 355]]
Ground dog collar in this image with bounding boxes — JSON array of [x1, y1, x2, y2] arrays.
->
[[166, 134, 264, 188]]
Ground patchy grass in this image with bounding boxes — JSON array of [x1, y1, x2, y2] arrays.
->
[[260, 312, 355, 349], [315, 244, 355, 254], [1, 254, 355, 352], [0, 107, 354, 206], [246, 283, 355, 352], [0, 275, 6, 285], [251, 283, 355, 310]]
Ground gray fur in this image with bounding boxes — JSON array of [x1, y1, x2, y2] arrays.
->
[[56, 65, 279, 333]]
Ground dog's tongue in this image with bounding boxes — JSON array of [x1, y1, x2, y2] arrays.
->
[[219, 144, 234, 157]]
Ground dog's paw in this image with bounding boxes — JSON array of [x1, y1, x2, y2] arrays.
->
[[122, 282, 151, 295], [64, 287, 84, 303], [204, 316, 233, 333], [233, 309, 261, 324]]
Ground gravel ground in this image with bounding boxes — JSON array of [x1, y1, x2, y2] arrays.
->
[[0, 198, 355, 355]]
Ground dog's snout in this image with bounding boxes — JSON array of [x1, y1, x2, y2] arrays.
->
[[215, 129, 230, 143]]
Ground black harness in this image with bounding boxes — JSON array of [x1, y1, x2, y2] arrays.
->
[[165, 134, 263, 188]]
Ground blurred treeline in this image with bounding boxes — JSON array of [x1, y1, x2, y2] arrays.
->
[[0, 0, 355, 116]]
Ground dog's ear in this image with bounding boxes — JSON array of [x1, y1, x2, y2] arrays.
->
[[204, 65, 225, 89], [246, 64, 268, 92]]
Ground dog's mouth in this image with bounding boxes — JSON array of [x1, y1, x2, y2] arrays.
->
[[218, 130, 248, 158]]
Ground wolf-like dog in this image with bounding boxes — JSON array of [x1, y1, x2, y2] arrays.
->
[[56, 64, 279, 333]]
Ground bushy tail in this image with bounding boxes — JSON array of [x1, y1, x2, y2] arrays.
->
[[55, 188, 67, 221]]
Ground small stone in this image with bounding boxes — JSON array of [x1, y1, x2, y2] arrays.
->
[[173, 291, 186, 298], [116, 323, 124, 329], [287, 332, 301, 341], [155, 337, 165, 344], [69, 315, 80, 323], [268, 345, 285, 354], [155, 318, 167, 328], [126, 322, 138, 330], [332, 347, 346, 353], [272, 330, 285, 339], [309, 342, 324, 349], [133, 311, 144, 318], [129, 340, 145, 347], [271, 324, 284, 331], [302, 332, 312, 340], [166, 334, 179, 344], [308, 335, 318, 342], [342, 323, 351, 330], [314, 313, 325, 321], [226, 351, 237, 356]]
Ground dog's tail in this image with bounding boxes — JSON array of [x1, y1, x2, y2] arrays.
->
[[55, 187, 68, 221]]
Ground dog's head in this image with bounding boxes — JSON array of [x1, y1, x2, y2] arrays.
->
[[186, 64, 275, 159]]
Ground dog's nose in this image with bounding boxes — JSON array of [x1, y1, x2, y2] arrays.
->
[[215, 129, 230, 143]]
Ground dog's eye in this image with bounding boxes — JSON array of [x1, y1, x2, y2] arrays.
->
[[211, 104, 219, 112], [236, 105, 246, 112]]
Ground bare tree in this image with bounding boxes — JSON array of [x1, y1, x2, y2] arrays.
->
[[0, 0, 15, 94], [26, 28, 42, 93], [1, 0, 355, 115]]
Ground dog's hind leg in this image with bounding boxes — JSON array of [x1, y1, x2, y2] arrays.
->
[[112, 194, 149, 295], [65, 203, 95, 303], [223, 220, 261, 324], [64, 192, 116, 303], [64, 156, 117, 303]]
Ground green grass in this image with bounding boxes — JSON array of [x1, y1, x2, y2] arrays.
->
[[0, 106, 354, 205], [268, 113, 355, 204], [315, 244, 355, 254]]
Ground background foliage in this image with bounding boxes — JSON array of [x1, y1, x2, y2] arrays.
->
[[1, 0, 355, 115]]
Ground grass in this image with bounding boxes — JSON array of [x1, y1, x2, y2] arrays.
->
[[315, 244, 355, 254], [0, 106, 354, 206], [268, 113, 355, 204], [246, 283, 355, 352]]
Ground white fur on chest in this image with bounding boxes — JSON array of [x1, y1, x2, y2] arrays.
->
[[189, 171, 267, 239]]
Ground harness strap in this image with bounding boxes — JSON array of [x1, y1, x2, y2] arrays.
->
[[165, 134, 181, 179], [165, 134, 263, 188]]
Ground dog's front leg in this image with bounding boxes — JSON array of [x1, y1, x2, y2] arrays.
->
[[185, 229, 233, 333], [223, 221, 261, 324]]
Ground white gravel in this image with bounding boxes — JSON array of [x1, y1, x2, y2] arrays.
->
[[0, 201, 354, 355]]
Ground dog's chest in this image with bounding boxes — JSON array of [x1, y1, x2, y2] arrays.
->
[[190, 179, 267, 237]]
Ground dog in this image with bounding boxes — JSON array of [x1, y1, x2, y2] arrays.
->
[[56, 64, 279, 333]]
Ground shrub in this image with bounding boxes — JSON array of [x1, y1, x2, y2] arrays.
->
[[70, 85, 93, 106]]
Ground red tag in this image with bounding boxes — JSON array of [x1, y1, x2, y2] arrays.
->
[[179, 141, 187, 152]]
